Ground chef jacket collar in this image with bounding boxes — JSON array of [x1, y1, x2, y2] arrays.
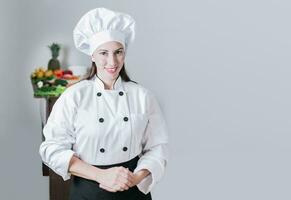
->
[[94, 74, 124, 91]]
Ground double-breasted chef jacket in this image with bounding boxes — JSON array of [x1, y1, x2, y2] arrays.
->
[[39, 75, 169, 194]]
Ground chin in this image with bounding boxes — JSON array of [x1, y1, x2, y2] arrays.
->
[[107, 73, 119, 80]]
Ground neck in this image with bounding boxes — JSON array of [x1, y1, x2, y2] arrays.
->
[[96, 75, 115, 90], [103, 81, 114, 90]]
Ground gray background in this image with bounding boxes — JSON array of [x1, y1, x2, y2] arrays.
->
[[1, 0, 290, 199]]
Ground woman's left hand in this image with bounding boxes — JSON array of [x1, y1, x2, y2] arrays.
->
[[99, 169, 150, 191]]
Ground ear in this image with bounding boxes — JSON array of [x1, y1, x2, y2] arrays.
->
[[91, 55, 95, 62]]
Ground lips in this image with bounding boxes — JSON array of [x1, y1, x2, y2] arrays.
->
[[105, 67, 118, 74]]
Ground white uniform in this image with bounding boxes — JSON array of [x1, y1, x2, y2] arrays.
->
[[39, 75, 169, 194]]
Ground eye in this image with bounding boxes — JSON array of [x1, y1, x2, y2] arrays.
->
[[99, 52, 108, 56], [115, 50, 124, 55]]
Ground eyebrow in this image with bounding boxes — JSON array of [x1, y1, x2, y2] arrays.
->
[[98, 48, 124, 52]]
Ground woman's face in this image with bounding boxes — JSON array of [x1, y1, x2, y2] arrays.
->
[[92, 41, 125, 82]]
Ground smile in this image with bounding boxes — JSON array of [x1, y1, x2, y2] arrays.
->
[[105, 67, 118, 74]]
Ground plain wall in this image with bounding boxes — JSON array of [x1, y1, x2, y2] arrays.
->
[[1, 0, 291, 199]]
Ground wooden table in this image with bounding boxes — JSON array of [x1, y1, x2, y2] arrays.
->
[[40, 96, 71, 200]]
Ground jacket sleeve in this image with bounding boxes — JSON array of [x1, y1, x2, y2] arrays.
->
[[39, 89, 77, 181], [134, 90, 169, 194]]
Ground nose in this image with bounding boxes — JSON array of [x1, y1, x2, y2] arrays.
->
[[107, 54, 118, 67]]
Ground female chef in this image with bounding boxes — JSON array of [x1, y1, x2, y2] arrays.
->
[[39, 7, 169, 200]]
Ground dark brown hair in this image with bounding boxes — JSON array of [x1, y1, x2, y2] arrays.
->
[[85, 62, 136, 83]]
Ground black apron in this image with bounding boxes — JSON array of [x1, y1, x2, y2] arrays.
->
[[69, 156, 152, 200]]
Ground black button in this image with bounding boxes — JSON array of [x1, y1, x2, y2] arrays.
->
[[123, 117, 128, 122], [100, 148, 105, 153], [97, 92, 102, 97], [119, 91, 124, 96], [123, 147, 128, 151], [99, 118, 104, 123]]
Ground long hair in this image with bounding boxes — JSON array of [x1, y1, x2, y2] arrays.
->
[[85, 62, 136, 83]]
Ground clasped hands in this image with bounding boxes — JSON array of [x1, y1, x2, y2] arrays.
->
[[96, 167, 149, 192]]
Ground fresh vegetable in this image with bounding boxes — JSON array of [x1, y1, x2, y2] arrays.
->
[[31, 66, 80, 97], [45, 70, 53, 77], [54, 79, 68, 86], [37, 81, 43, 88], [34, 85, 66, 97], [53, 69, 64, 78], [63, 70, 73, 75]]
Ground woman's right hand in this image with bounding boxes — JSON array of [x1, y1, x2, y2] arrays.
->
[[95, 166, 135, 192]]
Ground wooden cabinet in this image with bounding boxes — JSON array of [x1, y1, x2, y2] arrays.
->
[[41, 97, 71, 200]]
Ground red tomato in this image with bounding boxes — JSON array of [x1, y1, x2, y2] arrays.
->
[[53, 69, 64, 78]]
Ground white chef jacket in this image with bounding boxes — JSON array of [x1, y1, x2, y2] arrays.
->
[[39, 75, 169, 194]]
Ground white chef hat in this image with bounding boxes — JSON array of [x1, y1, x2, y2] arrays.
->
[[73, 7, 135, 56]]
